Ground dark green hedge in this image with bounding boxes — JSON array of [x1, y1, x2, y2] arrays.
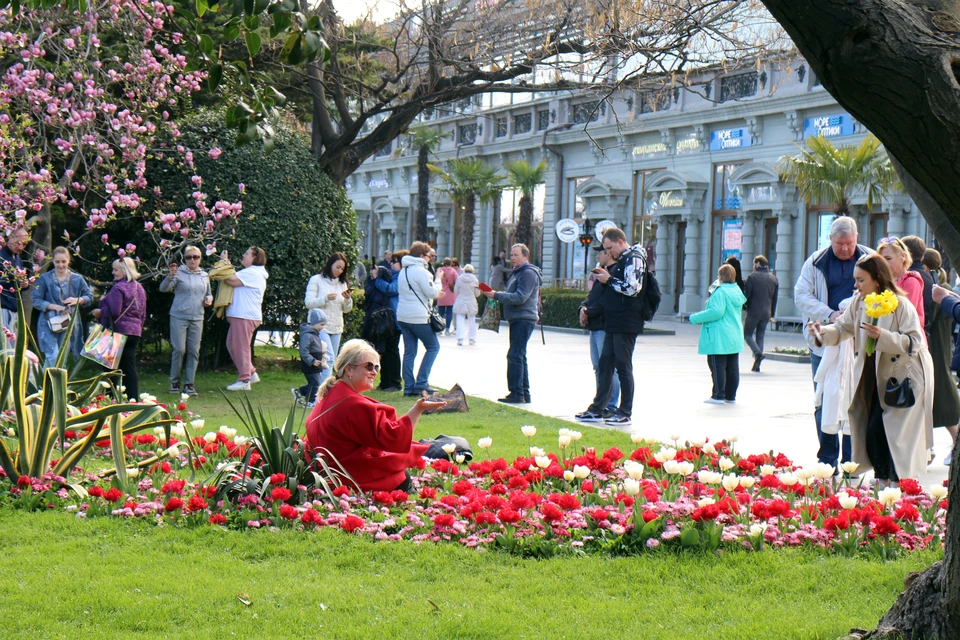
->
[[540, 287, 587, 330]]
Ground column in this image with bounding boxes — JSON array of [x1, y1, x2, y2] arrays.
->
[[474, 199, 493, 273], [678, 214, 702, 313], [740, 211, 756, 266], [774, 208, 796, 318], [654, 216, 673, 302], [541, 162, 560, 282]]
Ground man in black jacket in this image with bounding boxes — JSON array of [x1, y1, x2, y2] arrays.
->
[[579, 247, 620, 418], [901, 235, 934, 342], [0, 227, 28, 332], [743, 255, 779, 372], [575, 227, 646, 427]]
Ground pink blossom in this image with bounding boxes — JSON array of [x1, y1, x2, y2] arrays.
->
[[208, 147, 222, 160]]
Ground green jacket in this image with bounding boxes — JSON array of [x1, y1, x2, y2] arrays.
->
[[690, 282, 747, 355]]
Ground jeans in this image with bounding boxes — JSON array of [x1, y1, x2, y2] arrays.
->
[[328, 332, 342, 358], [589, 332, 638, 417], [811, 353, 852, 467], [399, 321, 440, 393], [743, 315, 767, 358], [37, 313, 83, 367], [439, 305, 454, 332], [169, 316, 203, 385], [317, 331, 335, 386], [707, 354, 740, 401], [589, 330, 620, 410], [507, 320, 535, 398], [299, 369, 322, 403]]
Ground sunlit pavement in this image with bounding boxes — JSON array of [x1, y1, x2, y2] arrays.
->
[[423, 319, 951, 488]]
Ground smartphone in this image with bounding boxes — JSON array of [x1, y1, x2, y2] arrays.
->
[[478, 282, 493, 292]]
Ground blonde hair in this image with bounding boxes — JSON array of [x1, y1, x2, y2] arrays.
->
[[463, 264, 474, 273], [113, 257, 140, 281], [52, 246, 71, 263], [878, 237, 910, 272], [316, 339, 380, 399]]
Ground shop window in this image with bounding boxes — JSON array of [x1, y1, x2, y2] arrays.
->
[[712, 163, 746, 210], [632, 169, 662, 270], [764, 217, 778, 270]]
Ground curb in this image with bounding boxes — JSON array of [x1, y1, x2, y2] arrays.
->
[[764, 352, 811, 364]]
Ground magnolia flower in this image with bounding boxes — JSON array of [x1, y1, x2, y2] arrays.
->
[[573, 465, 590, 479], [702, 442, 717, 455], [840, 461, 860, 475], [630, 432, 645, 444], [477, 437, 492, 449], [813, 462, 836, 479], [760, 464, 776, 476], [623, 478, 640, 496], [534, 455, 551, 469], [203, 432, 217, 444], [739, 476, 756, 490], [930, 485, 948, 500], [530, 446, 545, 457], [697, 497, 716, 508], [718, 457, 735, 472], [521, 425, 536, 437], [233, 435, 248, 446], [749, 523, 767, 537], [878, 486, 902, 507], [838, 492, 858, 510], [441, 443, 457, 455], [563, 470, 576, 482], [722, 474, 739, 492], [624, 461, 644, 480], [190, 419, 204, 431], [558, 435, 571, 449], [455, 454, 465, 464]]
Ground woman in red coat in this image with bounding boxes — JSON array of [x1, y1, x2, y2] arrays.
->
[[305, 339, 444, 492]]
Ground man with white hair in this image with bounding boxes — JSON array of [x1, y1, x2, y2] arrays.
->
[[795, 216, 872, 470]]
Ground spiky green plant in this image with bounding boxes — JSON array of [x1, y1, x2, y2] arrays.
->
[[428, 158, 502, 264]]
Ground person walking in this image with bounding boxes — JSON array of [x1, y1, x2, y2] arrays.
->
[[32, 246, 93, 366], [292, 308, 330, 408], [928, 263, 960, 466], [482, 243, 542, 404], [452, 264, 480, 346], [691, 264, 747, 404], [0, 227, 29, 331], [795, 216, 872, 469], [91, 257, 147, 401], [367, 253, 404, 391], [574, 227, 647, 426], [877, 237, 926, 336], [436, 258, 459, 336], [810, 253, 934, 484], [222, 247, 269, 391], [397, 242, 442, 397], [159, 245, 212, 396], [579, 246, 620, 418], [305, 252, 354, 357], [489, 256, 509, 290], [902, 235, 935, 341], [743, 255, 779, 372]]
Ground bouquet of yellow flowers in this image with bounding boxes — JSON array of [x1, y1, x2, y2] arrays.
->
[[863, 290, 899, 355]]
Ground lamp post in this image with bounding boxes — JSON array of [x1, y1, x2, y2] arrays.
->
[[578, 221, 593, 283]]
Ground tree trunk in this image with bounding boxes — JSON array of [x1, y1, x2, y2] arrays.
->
[[461, 194, 475, 265], [416, 145, 430, 241], [515, 193, 533, 247], [757, 1, 960, 636]]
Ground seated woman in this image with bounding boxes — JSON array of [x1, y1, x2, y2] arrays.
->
[[810, 253, 933, 485], [304, 339, 444, 492]]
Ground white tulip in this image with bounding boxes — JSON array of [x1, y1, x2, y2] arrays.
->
[[573, 465, 591, 479], [455, 454, 465, 464], [654, 447, 677, 464], [153, 426, 165, 435], [760, 464, 776, 476], [558, 435, 571, 449], [530, 446, 545, 457], [203, 432, 217, 443], [739, 476, 756, 490], [795, 468, 814, 481], [233, 435, 248, 446], [728, 435, 740, 443], [630, 433, 645, 444], [441, 443, 457, 454], [930, 485, 948, 500], [125, 467, 139, 478], [569, 431, 583, 441], [838, 492, 858, 510], [749, 523, 767, 537], [697, 470, 721, 485], [779, 473, 798, 486], [219, 425, 230, 434], [669, 434, 680, 442], [702, 442, 717, 455], [624, 461, 644, 480], [623, 478, 641, 496], [697, 497, 716, 508], [224, 428, 237, 439], [840, 461, 860, 475], [558, 428, 571, 438], [171, 424, 186, 438], [878, 487, 902, 506], [798, 476, 816, 487], [534, 455, 551, 469], [718, 457, 735, 472], [190, 419, 205, 431], [663, 460, 682, 475], [722, 474, 740, 492], [521, 425, 537, 437], [677, 461, 694, 476], [563, 470, 576, 482], [813, 462, 836, 479], [164, 445, 181, 459], [691, 438, 706, 448], [180, 393, 191, 402], [477, 437, 492, 449]]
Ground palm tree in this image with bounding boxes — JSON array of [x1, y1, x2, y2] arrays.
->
[[407, 126, 450, 241], [777, 134, 899, 215], [504, 160, 548, 248], [428, 158, 502, 264]]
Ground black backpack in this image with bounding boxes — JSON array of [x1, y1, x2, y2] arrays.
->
[[639, 269, 661, 322]]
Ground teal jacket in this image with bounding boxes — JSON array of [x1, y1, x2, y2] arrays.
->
[[690, 282, 747, 355]]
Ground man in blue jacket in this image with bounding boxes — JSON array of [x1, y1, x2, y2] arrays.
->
[[483, 243, 542, 404], [0, 227, 28, 331], [931, 283, 960, 465]]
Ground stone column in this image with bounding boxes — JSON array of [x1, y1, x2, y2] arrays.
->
[[774, 208, 796, 318], [678, 214, 703, 313], [654, 216, 674, 302], [740, 211, 756, 265]]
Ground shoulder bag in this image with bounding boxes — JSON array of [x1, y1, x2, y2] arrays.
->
[[884, 334, 916, 408], [405, 267, 445, 333], [46, 275, 73, 333]]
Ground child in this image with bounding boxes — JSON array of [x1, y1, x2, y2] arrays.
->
[[292, 309, 330, 408]]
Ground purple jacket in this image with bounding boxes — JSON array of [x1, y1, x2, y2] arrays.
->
[[99, 279, 147, 337]]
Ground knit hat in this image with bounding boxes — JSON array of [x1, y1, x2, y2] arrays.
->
[[307, 308, 327, 325]]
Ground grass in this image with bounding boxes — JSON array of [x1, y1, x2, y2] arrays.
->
[[0, 363, 938, 638]]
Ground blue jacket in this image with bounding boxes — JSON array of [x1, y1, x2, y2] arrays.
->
[[938, 295, 960, 371], [690, 282, 747, 355], [495, 262, 542, 323], [33, 270, 94, 314], [0, 246, 24, 312], [372, 269, 400, 328]]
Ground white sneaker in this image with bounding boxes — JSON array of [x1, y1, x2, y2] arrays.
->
[[457, 340, 464, 346], [227, 380, 251, 391], [469, 339, 476, 345], [704, 397, 725, 405], [250, 372, 260, 384]]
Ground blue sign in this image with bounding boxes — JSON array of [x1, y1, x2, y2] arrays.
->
[[710, 127, 753, 152], [804, 115, 855, 139]]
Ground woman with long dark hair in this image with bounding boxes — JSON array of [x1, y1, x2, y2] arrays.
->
[[305, 251, 354, 357]]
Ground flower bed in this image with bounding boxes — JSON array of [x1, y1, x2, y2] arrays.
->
[[0, 425, 948, 560]]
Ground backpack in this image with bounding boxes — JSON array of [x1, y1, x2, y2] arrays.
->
[[639, 269, 661, 322]]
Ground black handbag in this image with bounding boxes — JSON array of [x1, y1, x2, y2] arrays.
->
[[884, 336, 916, 408], [418, 434, 473, 461], [405, 267, 445, 333]]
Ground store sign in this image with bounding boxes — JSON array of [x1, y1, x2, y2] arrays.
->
[[710, 127, 753, 151], [632, 141, 668, 157], [746, 185, 779, 204], [722, 218, 743, 260], [804, 115, 855, 139], [594, 219, 617, 242], [675, 136, 700, 154], [368, 177, 390, 189], [657, 191, 684, 208], [555, 219, 580, 243]]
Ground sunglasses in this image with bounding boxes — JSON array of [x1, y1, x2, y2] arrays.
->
[[185, 255, 201, 260], [354, 361, 381, 373], [878, 236, 905, 249]]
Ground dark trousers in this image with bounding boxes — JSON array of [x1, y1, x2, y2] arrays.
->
[[110, 334, 139, 401], [378, 332, 402, 389], [589, 332, 638, 417], [743, 315, 767, 357], [299, 369, 322, 403], [707, 353, 740, 401], [507, 320, 535, 398], [439, 305, 454, 330], [811, 354, 852, 466]]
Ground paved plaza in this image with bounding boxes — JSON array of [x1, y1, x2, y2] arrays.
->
[[424, 319, 952, 488]]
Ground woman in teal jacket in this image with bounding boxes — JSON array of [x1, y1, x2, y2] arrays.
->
[[691, 264, 747, 404]]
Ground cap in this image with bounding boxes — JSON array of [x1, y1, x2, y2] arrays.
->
[[307, 308, 328, 325]]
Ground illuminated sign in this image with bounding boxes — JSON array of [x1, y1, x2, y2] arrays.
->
[[710, 128, 753, 151], [803, 115, 855, 139]]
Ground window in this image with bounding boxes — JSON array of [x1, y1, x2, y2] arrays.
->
[[514, 113, 532, 135], [870, 214, 888, 248], [719, 72, 758, 102], [572, 101, 601, 124], [495, 185, 546, 266], [459, 123, 477, 146], [712, 163, 745, 210], [495, 117, 508, 138], [764, 217, 778, 270], [537, 109, 551, 131], [638, 89, 670, 114], [563, 176, 593, 280], [632, 170, 662, 270], [374, 142, 392, 158]]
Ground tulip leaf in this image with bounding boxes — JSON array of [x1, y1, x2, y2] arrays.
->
[[680, 528, 701, 548]]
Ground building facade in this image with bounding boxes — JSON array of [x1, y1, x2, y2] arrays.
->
[[347, 60, 928, 319]]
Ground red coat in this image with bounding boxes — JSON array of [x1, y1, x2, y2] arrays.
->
[[304, 382, 428, 491], [897, 271, 926, 343], [437, 266, 458, 307]]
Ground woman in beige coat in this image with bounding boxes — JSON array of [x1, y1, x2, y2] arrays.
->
[[810, 254, 933, 483]]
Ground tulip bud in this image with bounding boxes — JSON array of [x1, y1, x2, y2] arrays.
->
[[125, 467, 139, 478], [477, 437, 492, 449], [840, 461, 860, 475], [718, 457, 735, 472], [558, 435, 571, 449], [521, 425, 536, 437], [722, 473, 739, 492], [441, 443, 457, 454], [573, 465, 590, 479], [455, 454, 465, 464], [534, 455, 551, 469], [739, 476, 756, 490], [623, 478, 640, 496], [563, 470, 575, 482], [190, 419, 204, 431], [180, 393, 191, 402]]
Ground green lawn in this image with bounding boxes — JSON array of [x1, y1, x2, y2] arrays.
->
[[0, 363, 934, 639]]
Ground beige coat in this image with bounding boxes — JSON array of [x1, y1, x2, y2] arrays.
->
[[820, 293, 933, 480]]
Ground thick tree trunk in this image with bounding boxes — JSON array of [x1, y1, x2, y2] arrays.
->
[[515, 193, 533, 248], [757, 2, 960, 636], [461, 195, 475, 265], [416, 146, 430, 241]]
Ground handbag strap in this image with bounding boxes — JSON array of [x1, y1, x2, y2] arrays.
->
[[107, 286, 139, 330], [404, 267, 433, 314]]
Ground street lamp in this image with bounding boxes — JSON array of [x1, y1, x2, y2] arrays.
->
[[578, 221, 593, 282]]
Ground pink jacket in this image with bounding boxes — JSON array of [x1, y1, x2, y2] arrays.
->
[[437, 266, 458, 307], [897, 270, 926, 343]]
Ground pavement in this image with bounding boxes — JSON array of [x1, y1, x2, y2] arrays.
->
[[422, 319, 952, 488]]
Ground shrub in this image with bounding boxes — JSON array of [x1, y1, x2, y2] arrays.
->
[[540, 287, 587, 330]]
